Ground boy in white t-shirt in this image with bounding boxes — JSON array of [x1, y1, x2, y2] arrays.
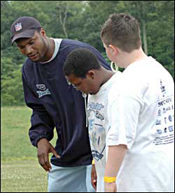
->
[[63, 48, 122, 192], [101, 13, 174, 192]]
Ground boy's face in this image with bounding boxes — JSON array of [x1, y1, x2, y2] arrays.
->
[[65, 72, 100, 95]]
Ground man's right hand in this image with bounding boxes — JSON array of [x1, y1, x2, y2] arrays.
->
[[37, 138, 60, 172], [91, 163, 97, 191]]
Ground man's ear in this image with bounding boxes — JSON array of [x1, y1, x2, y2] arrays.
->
[[87, 70, 95, 79], [109, 44, 118, 56], [40, 28, 46, 37]]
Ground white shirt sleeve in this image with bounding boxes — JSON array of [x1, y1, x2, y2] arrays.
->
[[106, 93, 141, 149]]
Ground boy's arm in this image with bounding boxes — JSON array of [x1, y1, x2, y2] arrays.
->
[[105, 145, 127, 192]]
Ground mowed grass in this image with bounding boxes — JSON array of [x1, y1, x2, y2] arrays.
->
[[1, 159, 47, 192], [1, 106, 57, 192]]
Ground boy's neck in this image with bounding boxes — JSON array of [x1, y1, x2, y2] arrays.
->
[[123, 48, 147, 68], [100, 68, 115, 87]]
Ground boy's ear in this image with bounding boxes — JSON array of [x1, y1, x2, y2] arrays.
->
[[109, 44, 118, 56], [87, 70, 95, 79]]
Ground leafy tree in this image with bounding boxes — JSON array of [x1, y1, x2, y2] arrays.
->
[[1, 1, 174, 106], [1, 64, 25, 106]]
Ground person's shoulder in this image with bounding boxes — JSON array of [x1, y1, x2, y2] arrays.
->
[[22, 58, 33, 68], [108, 72, 123, 98], [61, 39, 93, 48], [61, 39, 106, 59], [22, 58, 34, 66], [116, 70, 122, 76], [112, 71, 123, 82], [21, 58, 35, 74]]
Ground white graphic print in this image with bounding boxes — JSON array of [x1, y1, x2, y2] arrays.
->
[[15, 23, 22, 31], [36, 84, 51, 98], [88, 102, 106, 161]]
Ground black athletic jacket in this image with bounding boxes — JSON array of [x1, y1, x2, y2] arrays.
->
[[21, 39, 111, 167]]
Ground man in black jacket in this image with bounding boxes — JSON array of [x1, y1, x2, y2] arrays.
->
[[11, 16, 111, 192]]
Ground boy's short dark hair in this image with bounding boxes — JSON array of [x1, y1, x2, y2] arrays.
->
[[63, 48, 101, 78]]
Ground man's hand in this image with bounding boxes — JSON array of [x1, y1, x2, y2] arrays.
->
[[37, 138, 60, 172], [91, 164, 97, 190]]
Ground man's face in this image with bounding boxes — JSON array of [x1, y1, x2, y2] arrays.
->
[[16, 29, 48, 62], [65, 73, 100, 95]]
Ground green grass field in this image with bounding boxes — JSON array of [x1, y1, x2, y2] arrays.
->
[[1, 106, 56, 192]]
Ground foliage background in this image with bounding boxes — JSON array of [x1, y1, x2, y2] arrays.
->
[[1, 1, 174, 192], [1, 1, 174, 106]]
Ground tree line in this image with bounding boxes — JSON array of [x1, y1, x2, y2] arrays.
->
[[1, 1, 174, 106]]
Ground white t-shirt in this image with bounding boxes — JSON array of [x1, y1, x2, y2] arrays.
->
[[87, 71, 122, 192], [40, 38, 62, 64], [107, 56, 174, 192]]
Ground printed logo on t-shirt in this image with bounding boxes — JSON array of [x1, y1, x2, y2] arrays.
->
[[153, 80, 174, 145], [88, 102, 106, 161], [89, 120, 106, 161], [160, 80, 166, 97], [36, 84, 51, 98], [87, 102, 104, 120]]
